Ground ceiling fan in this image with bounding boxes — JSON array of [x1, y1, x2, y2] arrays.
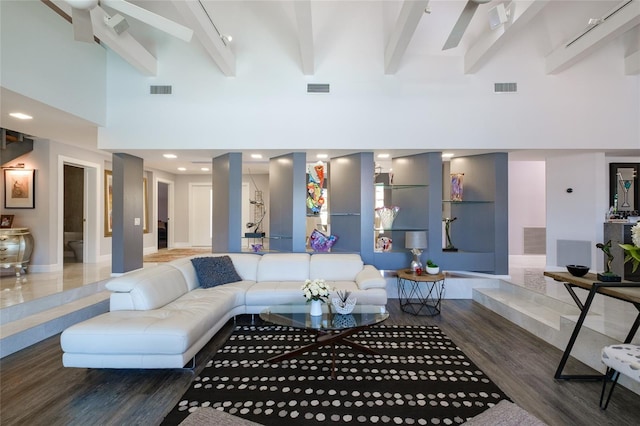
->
[[442, 0, 491, 50], [63, 0, 193, 43]]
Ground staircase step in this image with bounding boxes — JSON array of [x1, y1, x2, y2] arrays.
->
[[474, 280, 640, 395], [0, 291, 109, 358], [1, 279, 108, 325], [474, 287, 574, 330]]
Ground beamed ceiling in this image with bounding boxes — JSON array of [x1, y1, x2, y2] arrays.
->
[[1, 0, 639, 173]]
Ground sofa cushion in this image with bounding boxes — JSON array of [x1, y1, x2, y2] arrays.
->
[[170, 254, 261, 291], [245, 281, 309, 306], [355, 265, 387, 290], [106, 265, 189, 311], [191, 256, 242, 288], [309, 253, 364, 281], [257, 253, 310, 282]]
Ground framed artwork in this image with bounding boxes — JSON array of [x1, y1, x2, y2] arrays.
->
[[143, 177, 149, 233], [104, 170, 113, 236], [609, 163, 639, 213], [4, 169, 35, 209], [104, 171, 150, 236], [451, 173, 464, 202], [0, 214, 14, 228]]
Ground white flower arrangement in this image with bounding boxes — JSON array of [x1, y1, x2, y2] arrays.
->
[[620, 222, 640, 273], [302, 279, 333, 303]]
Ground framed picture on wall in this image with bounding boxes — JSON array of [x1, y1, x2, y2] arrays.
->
[[104, 171, 150, 236], [609, 163, 639, 213], [143, 177, 149, 234], [104, 170, 113, 236], [4, 169, 35, 209]]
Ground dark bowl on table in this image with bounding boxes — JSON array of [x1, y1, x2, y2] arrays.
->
[[566, 265, 589, 277]]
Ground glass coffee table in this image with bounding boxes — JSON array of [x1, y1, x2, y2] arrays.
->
[[259, 304, 389, 378]]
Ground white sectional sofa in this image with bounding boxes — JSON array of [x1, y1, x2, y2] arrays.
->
[[61, 253, 387, 369]]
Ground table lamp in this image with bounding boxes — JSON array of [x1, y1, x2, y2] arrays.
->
[[405, 231, 427, 272]]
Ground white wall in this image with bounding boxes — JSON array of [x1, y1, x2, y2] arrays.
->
[[0, 140, 111, 269], [508, 161, 546, 255], [99, 3, 638, 153], [545, 153, 608, 271], [170, 172, 270, 248], [0, 1, 106, 125]]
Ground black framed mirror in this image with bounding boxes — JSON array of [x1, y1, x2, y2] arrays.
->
[[609, 163, 639, 214]]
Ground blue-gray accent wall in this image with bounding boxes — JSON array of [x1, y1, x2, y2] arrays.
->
[[212, 153, 242, 252], [111, 153, 143, 273], [269, 153, 307, 252]]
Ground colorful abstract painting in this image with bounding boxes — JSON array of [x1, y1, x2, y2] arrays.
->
[[451, 173, 464, 202], [307, 161, 325, 214]]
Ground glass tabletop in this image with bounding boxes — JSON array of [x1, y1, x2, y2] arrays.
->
[[260, 303, 389, 331]]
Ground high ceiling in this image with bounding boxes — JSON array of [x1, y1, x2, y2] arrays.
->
[[2, 0, 639, 173]]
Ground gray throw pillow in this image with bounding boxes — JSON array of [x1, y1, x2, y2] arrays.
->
[[191, 256, 242, 288]]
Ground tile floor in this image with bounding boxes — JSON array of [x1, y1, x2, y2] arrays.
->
[[0, 262, 112, 309]]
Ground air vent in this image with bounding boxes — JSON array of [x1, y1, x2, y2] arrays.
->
[[307, 84, 330, 93], [150, 85, 172, 95], [494, 82, 517, 93]]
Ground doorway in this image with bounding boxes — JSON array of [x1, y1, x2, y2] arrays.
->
[[157, 181, 169, 249], [189, 183, 212, 247], [63, 164, 84, 263]]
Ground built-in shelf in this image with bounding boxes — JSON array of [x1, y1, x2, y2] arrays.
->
[[442, 200, 494, 204], [375, 227, 428, 232], [375, 184, 429, 190]]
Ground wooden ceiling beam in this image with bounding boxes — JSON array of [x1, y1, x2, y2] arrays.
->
[[171, 0, 235, 77], [294, 0, 314, 75], [46, 0, 157, 75], [464, 0, 548, 74], [384, 0, 429, 75], [546, 0, 640, 74]]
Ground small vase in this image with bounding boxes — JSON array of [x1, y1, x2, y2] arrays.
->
[[309, 299, 323, 316], [376, 206, 400, 230]]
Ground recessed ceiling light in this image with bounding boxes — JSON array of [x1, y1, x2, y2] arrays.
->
[[163, 154, 177, 159], [177, 167, 187, 171], [316, 154, 328, 159], [251, 154, 263, 159], [9, 112, 32, 120], [377, 153, 390, 159], [200, 167, 210, 172], [442, 153, 455, 158]]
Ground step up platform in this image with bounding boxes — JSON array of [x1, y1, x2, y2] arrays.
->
[[0, 280, 110, 358], [474, 279, 640, 395]]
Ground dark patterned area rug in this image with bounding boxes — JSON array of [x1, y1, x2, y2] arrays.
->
[[162, 325, 509, 425]]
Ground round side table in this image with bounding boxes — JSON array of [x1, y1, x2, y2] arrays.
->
[[396, 269, 446, 316]]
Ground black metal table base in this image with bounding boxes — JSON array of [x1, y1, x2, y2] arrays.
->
[[555, 282, 640, 381], [397, 277, 445, 316]]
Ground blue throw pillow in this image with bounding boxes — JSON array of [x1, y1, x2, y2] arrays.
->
[[190, 256, 242, 288]]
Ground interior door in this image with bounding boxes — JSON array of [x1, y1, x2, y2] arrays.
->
[[190, 184, 212, 247]]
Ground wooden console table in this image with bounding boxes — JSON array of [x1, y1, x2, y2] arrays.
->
[[543, 271, 640, 381]]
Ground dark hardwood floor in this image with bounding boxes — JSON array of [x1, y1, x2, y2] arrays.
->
[[1, 300, 638, 426]]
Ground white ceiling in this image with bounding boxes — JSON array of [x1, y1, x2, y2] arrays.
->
[[2, 0, 639, 174]]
